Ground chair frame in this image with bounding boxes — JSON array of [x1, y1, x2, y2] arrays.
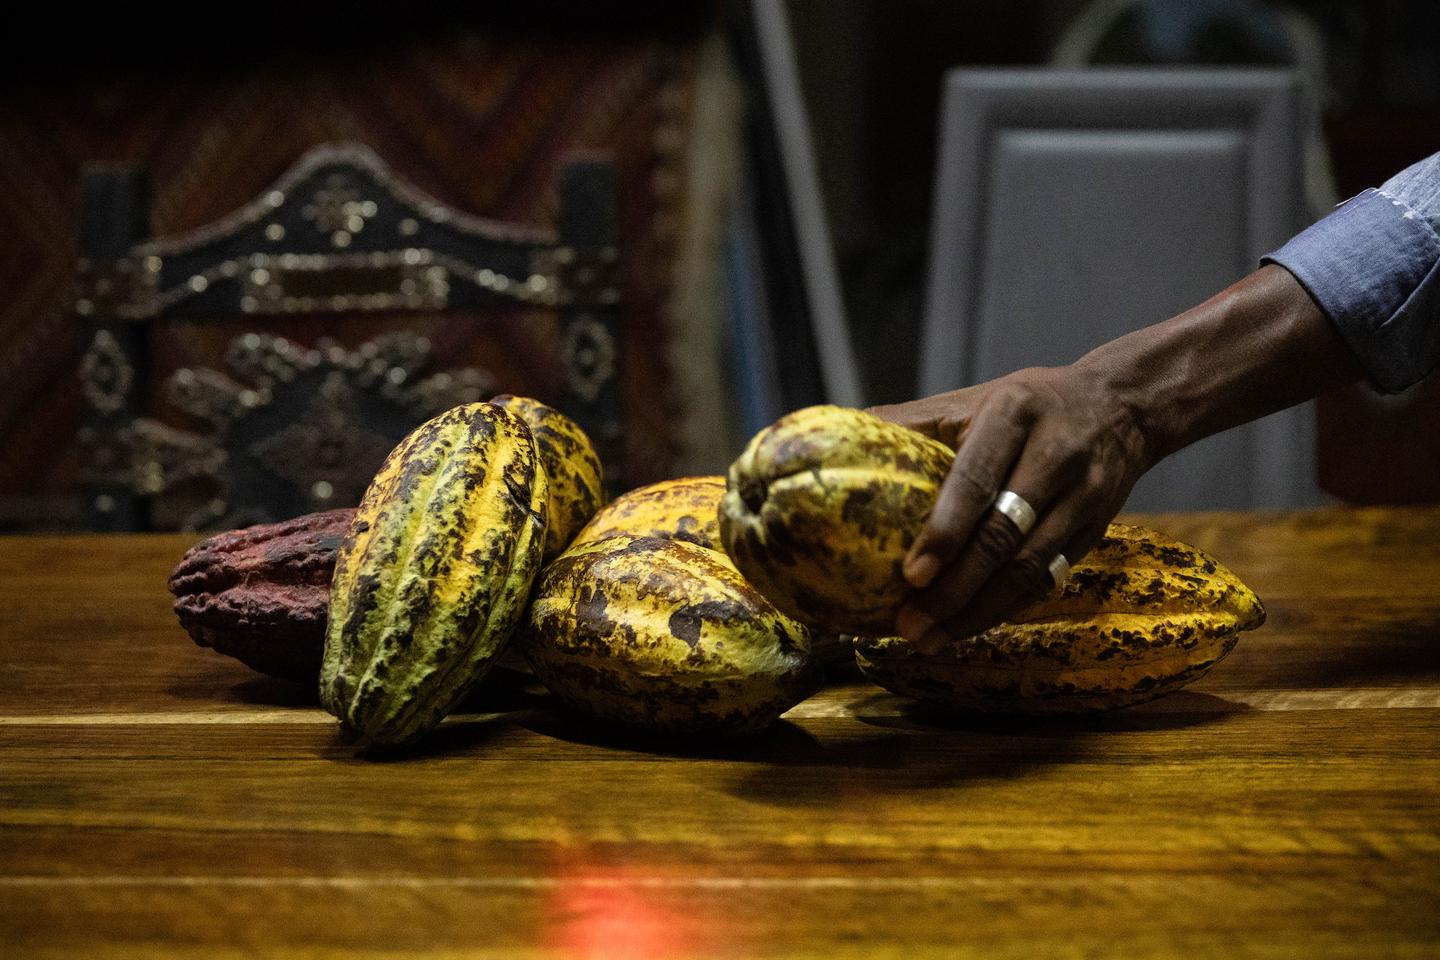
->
[[74, 143, 622, 530]]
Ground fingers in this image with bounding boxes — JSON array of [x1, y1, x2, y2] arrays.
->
[[910, 514, 1109, 652], [896, 504, 1035, 643], [902, 391, 1030, 589], [897, 421, 1092, 647]]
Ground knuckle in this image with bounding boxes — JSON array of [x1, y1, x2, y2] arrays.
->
[[972, 514, 1023, 565], [949, 461, 996, 501], [995, 380, 1035, 410], [1078, 463, 1109, 497], [1037, 437, 1076, 468]]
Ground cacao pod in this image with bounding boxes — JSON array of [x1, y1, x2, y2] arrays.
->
[[720, 405, 953, 635], [525, 535, 821, 735], [854, 523, 1265, 713], [321, 402, 548, 746], [571, 475, 725, 551], [169, 509, 352, 683], [570, 477, 861, 671], [490, 394, 604, 561]]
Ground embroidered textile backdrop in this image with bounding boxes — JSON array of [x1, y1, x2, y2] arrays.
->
[[0, 23, 709, 527]]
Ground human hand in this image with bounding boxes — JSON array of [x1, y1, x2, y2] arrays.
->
[[868, 264, 1361, 652], [867, 363, 1153, 651]]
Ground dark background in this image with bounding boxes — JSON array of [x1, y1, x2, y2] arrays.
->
[[1, 0, 1437, 527], [784, 0, 1440, 403]]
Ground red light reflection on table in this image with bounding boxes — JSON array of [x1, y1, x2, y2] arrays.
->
[[540, 860, 720, 960]]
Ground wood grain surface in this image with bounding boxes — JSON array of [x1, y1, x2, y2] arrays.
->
[[2, 507, 1438, 958]]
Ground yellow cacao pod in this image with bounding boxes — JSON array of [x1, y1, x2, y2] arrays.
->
[[490, 394, 604, 561], [854, 523, 1265, 712], [720, 405, 953, 635], [571, 475, 725, 551], [525, 535, 821, 735], [321, 403, 548, 747]]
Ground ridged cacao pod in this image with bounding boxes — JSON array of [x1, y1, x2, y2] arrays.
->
[[169, 509, 352, 683], [490, 394, 604, 561], [571, 475, 725, 551], [720, 405, 953, 636], [525, 535, 821, 736], [854, 524, 1265, 713], [568, 476, 859, 670], [321, 403, 548, 747]]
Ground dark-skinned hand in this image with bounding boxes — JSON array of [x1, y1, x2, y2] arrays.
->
[[868, 363, 1151, 652], [867, 264, 1362, 653]]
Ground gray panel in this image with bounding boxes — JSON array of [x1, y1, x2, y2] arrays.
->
[[973, 128, 1247, 375], [920, 69, 1315, 511]]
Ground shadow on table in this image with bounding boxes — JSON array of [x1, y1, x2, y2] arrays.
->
[[167, 662, 550, 711], [322, 669, 564, 761], [342, 713, 543, 762], [1225, 604, 1440, 688], [162, 656, 319, 707], [724, 690, 1251, 807], [851, 690, 1249, 735], [516, 708, 829, 761], [225, 675, 319, 707], [724, 728, 1087, 805]]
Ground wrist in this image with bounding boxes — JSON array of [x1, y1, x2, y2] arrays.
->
[[1072, 340, 1170, 473], [1073, 265, 1362, 469]]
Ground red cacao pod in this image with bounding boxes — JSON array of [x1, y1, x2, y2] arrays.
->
[[169, 509, 353, 683]]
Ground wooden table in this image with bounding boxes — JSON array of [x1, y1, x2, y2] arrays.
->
[[2, 507, 1438, 958]]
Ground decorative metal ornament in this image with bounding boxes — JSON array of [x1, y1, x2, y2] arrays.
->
[[88, 330, 495, 529], [560, 313, 617, 403], [108, 145, 572, 322], [79, 330, 134, 415], [301, 182, 377, 237]]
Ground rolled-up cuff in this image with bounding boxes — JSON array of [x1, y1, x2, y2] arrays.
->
[[1263, 188, 1440, 394]]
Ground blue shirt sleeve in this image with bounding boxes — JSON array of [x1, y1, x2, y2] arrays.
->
[[1262, 151, 1440, 394]]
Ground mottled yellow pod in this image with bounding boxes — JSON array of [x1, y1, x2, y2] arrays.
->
[[720, 405, 954, 636], [491, 394, 604, 561], [571, 475, 726, 551], [526, 535, 821, 736], [855, 524, 1265, 713]]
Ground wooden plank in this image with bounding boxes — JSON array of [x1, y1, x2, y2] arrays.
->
[[2, 722, 1436, 861], [2, 871, 1438, 960]]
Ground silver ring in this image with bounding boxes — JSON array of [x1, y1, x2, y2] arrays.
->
[[1048, 553, 1071, 587], [992, 490, 1036, 536]]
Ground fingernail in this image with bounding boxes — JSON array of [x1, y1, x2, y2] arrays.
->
[[896, 606, 934, 642], [904, 553, 941, 588]]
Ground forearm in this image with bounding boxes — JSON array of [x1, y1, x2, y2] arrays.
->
[[1074, 264, 1364, 465]]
